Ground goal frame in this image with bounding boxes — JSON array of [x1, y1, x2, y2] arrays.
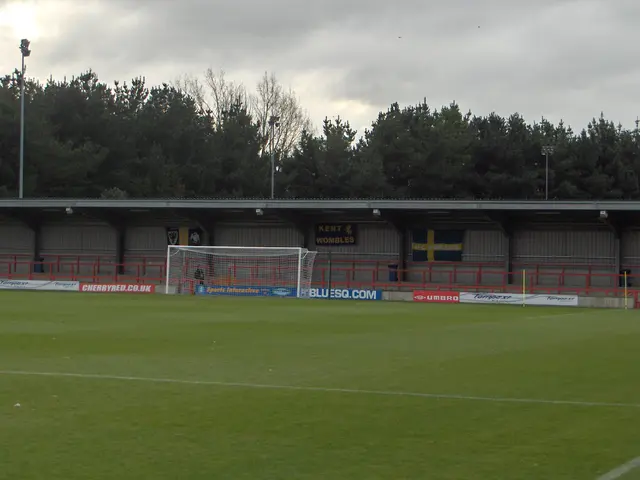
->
[[164, 245, 308, 296]]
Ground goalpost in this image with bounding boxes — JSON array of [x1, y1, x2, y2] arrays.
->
[[165, 246, 318, 298]]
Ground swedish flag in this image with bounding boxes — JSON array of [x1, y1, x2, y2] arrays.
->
[[412, 230, 464, 262]]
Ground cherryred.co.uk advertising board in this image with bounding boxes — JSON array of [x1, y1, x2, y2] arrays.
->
[[413, 290, 460, 303], [80, 284, 155, 294]]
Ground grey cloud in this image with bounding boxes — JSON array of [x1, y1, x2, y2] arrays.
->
[[45, 0, 397, 69], [3, 0, 640, 130], [319, 0, 640, 128], [46, 0, 557, 70]]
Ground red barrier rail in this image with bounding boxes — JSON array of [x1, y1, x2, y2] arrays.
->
[[0, 257, 637, 297], [0, 254, 617, 276], [0, 253, 621, 282]]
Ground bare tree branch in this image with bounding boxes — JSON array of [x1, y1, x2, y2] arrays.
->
[[174, 74, 211, 114], [175, 70, 248, 127], [177, 69, 311, 153], [203, 69, 248, 126], [251, 72, 312, 156]]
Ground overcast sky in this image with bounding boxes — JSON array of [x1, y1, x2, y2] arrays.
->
[[1, 0, 638, 135]]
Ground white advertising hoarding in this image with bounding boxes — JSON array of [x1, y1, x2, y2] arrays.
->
[[309, 288, 382, 300], [0, 279, 79, 291], [460, 292, 578, 306]]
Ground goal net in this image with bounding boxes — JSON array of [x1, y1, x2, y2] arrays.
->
[[165, 246, 318, 298]]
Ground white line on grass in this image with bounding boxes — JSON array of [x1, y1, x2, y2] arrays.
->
[[596, 457, 640, 480], [1, 370, 639, 409], [523, 313, 585, 320]]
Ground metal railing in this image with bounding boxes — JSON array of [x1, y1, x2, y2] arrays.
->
[[0, 254, 635, 298]]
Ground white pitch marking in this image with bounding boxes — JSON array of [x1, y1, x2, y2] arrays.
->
[[523, 313, 584, 320], [596, 457, 640, 480], [1, 370, 639, 409]]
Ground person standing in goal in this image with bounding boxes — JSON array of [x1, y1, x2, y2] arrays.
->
[[194, 266, 205, 286]]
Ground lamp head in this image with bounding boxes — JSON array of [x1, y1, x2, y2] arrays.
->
[[20, 39, 31, 57], [268, 115, 280, 127]]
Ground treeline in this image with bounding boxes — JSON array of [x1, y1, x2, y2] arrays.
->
[[0, 69, 639, 199]]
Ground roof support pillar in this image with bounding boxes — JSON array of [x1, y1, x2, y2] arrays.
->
[[382, 214, 408, 283], [28, 219, 42, 275], [486, 213, 514, 285], [115, 226, 126, 276], [600, 214, 622, 289], [505, 231, 514, 286], [98, 213, 127, 275], [9, 212, 43, 275]]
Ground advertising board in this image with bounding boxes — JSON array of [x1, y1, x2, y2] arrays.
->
[[314, 223, 357, 246], [309, 288, 382, 300], [80, 284, 155, 294], [460, 292, 578, 306], [413, 290, 460, 303], [194, 285, 297, 297], [0, 279, 79, 291]]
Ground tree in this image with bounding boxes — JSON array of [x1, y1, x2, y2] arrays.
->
[[358, 101, 474, 198], [313, 117, 358, 197], [177, 69, 311, 156], [3, 67, 640, 200], [470, 113, 538, 199], [175, 69, 248, 127], [251, 72, 312, 156], [280, 117, 386, 198], [213, 102, 266, 197], [280, 117, 356, 198], [0, 74, 20, 197]]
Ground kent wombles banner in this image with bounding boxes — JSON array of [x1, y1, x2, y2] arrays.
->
[[315, 223, 357, 246]]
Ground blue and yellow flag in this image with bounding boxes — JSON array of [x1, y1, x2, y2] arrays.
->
[[412, 230, 464, 261]]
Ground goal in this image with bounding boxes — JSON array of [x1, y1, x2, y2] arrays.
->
[[165, 246, 318, 298]]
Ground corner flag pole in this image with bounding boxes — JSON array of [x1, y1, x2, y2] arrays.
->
[[522, 269, 526, 307]]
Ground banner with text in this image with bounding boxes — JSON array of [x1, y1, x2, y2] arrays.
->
[[80, 284, 155, 294], [315, 223, 357, 246], [0, 279, 79, 291], [195, 285, 298, 297], [413, 290, 460, 303], [460, 292, 578, 306], [309, 288, 382, 300]]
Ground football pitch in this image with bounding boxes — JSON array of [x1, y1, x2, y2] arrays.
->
[[1, 292, 639, 479]]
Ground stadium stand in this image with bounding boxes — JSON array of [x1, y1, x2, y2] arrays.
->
[[0, 198, 637, 301]]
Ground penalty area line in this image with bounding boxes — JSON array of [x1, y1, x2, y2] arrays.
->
[[1, 370, 640, 410], [596, 457, 640, 480]]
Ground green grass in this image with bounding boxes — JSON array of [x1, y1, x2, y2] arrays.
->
[[0, 292, 639, 479]]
